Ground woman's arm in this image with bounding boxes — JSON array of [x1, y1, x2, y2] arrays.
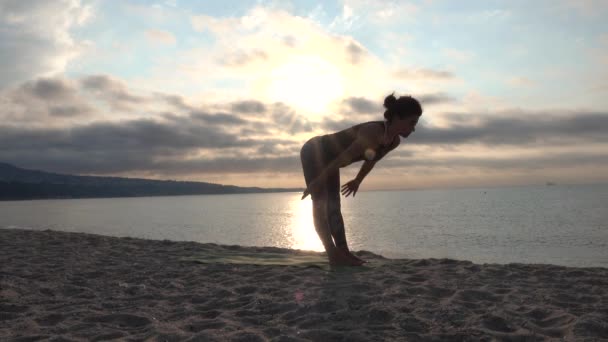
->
[[342, 137, 400, 198], [355, 160, 376, 183], [341, 160, 376, 197]]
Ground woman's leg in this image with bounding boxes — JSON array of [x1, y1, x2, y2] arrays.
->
[[311, 194, 337, 254], [326, 170, 348, 250], [326, 171, 364, 265], [301, 139, 336, 256], [300, 139, 356, 265]]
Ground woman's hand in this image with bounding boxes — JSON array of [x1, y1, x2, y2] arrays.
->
[[301, 179, 322, 200], [301, 187, 310, 200], [341, 179, 361, 197]]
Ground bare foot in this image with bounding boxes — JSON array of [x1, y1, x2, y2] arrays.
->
[[348, 252, 367, 264], [329, 249, 363, 266], [338, 248, 367, 264]]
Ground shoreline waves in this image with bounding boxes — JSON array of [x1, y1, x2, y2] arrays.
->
[[1, 228, 607, 341]]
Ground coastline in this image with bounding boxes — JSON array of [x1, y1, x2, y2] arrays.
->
[[1, 228, 607, 341]]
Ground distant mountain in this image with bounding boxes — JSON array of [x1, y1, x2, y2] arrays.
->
[[0, 162, 301, 200]]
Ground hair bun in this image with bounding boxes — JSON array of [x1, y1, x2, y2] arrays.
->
[[384, 93, 397, 110]]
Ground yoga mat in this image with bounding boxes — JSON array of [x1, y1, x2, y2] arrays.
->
[[182, 249, 382, 272]]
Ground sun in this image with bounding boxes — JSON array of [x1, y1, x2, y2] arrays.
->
[[265, 55, 344, 117]]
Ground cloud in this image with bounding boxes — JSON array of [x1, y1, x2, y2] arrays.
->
[[80, 75, 146, 110], [342, 97, 381, 115], [153, 155, 300, 175], [473, 9, 511, 22], [383, 149, 608, 173], [157, 93, 194, 111], [418, 93, 456, 106], [177, 6, 389, 108], [231, 100, 267, 114], [0, 118, 264, 174], [345, 40, 368, 64], [393, 68, 455, 80], [0, 75, 313, 176], [21, 77, 75, 101], [322, 118, 361, 132], [270, 103, 314, 135], [508, 77, 536, 87], [321, 109, 608, 148], [189, 111, 248, 125], [0, 0, 92, 89], [0, 117, 303, 176], [412, 111, 608, 146], [442, 48, 475, 63], [2, 72, 606, 186], [340, 93, 455, 118], [145, 29, 177, 45], [332, 0, 419, 29], [1, 77, 94, 123], [556, 0, 608, 16], [190, 14, 241, 36], [48, 105, 91, 118], [217, 49, 268, 67], [0, 119, 251, 151]]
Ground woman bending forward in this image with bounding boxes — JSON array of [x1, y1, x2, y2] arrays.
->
[[300, 93, 423, 266]]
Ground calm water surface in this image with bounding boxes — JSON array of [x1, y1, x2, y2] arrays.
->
[[1, 184, 606, 267]]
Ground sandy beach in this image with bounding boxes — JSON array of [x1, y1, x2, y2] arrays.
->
[[1, 228, 607, 341]]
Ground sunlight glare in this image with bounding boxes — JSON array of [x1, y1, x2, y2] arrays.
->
[[266, 55, 344, 117], [289, 196, 324, 252]]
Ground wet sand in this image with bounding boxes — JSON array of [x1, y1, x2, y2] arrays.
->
[[1, 228, 607, 341]]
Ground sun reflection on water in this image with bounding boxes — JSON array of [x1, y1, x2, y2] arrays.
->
[[289, 196, 324, 252]]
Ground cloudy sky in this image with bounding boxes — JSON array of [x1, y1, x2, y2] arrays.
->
[[1, 0, 607, 190]]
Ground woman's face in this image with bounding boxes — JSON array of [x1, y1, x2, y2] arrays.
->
[[393, 115, 419, 138]]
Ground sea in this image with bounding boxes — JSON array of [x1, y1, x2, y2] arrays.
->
[[1, 184, 606, 268]]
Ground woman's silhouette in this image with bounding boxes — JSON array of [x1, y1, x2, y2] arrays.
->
[[300, 93, 422, 266]]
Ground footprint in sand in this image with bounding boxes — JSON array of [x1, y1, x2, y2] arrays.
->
[[276, 274, 295, 282], [91, 332, 126, 341], [0, 304, 29, 313], [190, 295, 209, 304], [398, 316, 429, 333], [347, 295, 372, 310], [184, 332, 221, 342], [297, 314, 325, 329], [573, 314, 608, 338], [426, 286, 455, 298], [234, 285, 257, 295], [367, 308, 394, 324], [199, 310, 221, 319], [228, 331, 266, 342], [481, 314, 516, 333], [184, 319, 226, 332], [406, 274, 427, 283], [524, 308, 576, 337], [35, 313, 66, 326], [454, 289, 501, 303], [84, 313, 151, 328]]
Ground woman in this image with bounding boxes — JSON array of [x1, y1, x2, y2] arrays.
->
[[300, 93, 422, 266]]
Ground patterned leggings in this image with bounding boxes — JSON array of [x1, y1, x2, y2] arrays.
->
[[300, 137, 348, 252]]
